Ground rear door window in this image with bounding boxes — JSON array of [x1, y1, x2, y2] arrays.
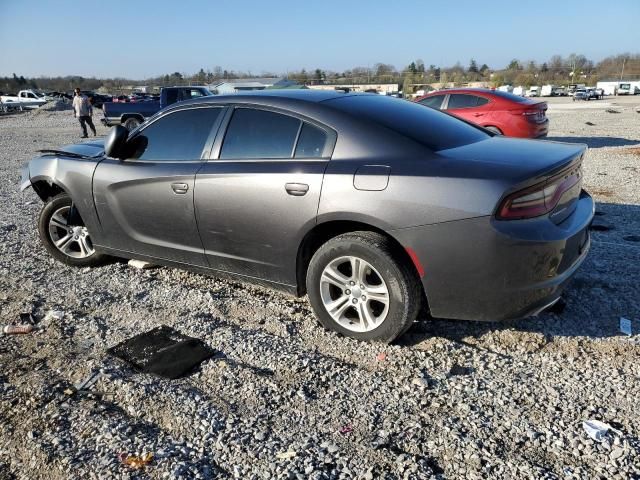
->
[[220, 108, 301, 159], [294, 123, 328, 158], [446, 94, 485, 110], [418, 95, 445, 110], [132, 107, 222, 161]]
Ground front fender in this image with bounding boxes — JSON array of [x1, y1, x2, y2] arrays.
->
[[20, 163, 31, 191], [22, 155, 104, 243]]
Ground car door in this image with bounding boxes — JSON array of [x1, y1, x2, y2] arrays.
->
[[194, 106, 335, 286], [92, 105, 224, 266], [444, 93, 491, 123]]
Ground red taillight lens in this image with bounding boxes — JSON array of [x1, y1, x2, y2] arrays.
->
[[497, 166, 581, 220]]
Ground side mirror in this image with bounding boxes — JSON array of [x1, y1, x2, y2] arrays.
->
[[104, 125, 129, 159]]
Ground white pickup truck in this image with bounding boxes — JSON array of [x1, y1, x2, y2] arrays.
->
[[0, 89, 48, 110]]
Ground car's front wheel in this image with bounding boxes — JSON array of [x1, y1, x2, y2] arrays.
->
[[306, 231, 422, 343], [38, 193, 107, 267]]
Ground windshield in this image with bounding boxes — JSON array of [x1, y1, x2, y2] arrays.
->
[[326, 94, 488, 151]]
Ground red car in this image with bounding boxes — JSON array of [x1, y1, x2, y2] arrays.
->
[[414, 88, 549, 138]]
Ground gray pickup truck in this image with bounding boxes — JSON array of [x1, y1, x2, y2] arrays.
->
[[101, 86, 212, 130]]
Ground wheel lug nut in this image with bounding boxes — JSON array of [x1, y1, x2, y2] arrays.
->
[[362, 295, 366, 300], [360, 284, 364, 289], [350, 281, 355, 286], [345, 289, 351, 295], [352, 298, 358, 304]]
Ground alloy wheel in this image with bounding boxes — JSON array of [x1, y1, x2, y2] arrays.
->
[[319, 255, 390, 332], [48, 206, 95, 259]]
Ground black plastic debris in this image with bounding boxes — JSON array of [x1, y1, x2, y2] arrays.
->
[[623, 235, 640, 243], [449, 364, 474, 377], [589, 223, 613, 232], [107, 325, 216, 379], [585, 121, 596, 126], [19, 313, 35, 324]]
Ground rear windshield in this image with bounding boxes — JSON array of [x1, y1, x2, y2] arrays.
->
[[490, 90, 532, 103], [325, 94, 488, 151]]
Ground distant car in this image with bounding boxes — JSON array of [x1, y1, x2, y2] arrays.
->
[[573, 89, 589, 101], [414, 88, 549, 138], [102, 86, 213, 130], [0, 89, 48, 109], [525, 87, 540, 97], [21, 90, 593, 343], [586, 89, 600, 100]]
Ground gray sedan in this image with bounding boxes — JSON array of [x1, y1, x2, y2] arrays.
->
[[21, 90, 594, 342]]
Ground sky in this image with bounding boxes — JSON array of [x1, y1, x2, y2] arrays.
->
[[1, 0, 638, 79]]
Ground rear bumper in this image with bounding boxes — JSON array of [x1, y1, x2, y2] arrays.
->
[[501, 116, 549, 139], [392, 190, 594, 321], [521, 119, 549, 139]]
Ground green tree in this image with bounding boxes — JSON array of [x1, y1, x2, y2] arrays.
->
[[507, 59, 521, 70]]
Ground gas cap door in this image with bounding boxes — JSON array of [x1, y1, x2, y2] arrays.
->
[[353, 165, 391, 191]]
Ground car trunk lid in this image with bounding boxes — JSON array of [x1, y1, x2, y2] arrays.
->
[[510, 101, 548, 124], [438, 136, 586, 223]]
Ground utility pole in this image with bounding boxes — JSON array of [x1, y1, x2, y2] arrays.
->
[[619, 57, 626, 81]]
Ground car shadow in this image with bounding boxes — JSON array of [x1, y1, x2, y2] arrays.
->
[[545, 136, 639, 148], [400, 201, 640, 349]]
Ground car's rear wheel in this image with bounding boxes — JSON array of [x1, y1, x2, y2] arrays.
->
[[306, 231, 421, 343], [123, 117, 141, 130], [38, 193, 107, 267]]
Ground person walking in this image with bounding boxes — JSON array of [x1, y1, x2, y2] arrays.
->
[[72, 88, 96, 138]]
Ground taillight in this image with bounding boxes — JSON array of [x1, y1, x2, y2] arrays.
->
[[497, 166, 581, 220], [521, 108, 546, 123]]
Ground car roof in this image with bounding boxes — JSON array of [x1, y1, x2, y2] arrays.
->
[[182, 89, 356, 106], [426, 88, 497, 96]]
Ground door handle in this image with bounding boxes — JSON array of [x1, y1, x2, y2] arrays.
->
[[171, 182, 189, 194], [285, 183, 309, 196]]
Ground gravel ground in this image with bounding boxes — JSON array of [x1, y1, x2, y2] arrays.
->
[[1, 97, 639, 480]]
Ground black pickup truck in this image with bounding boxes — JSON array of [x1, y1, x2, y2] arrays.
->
[[101, 86, 213, 130]]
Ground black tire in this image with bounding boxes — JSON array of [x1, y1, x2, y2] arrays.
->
[[38, 193, 107, 267], [485, 126, 503, 135], [306, 231, 422, 343], [123, 117, 141, 130]]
